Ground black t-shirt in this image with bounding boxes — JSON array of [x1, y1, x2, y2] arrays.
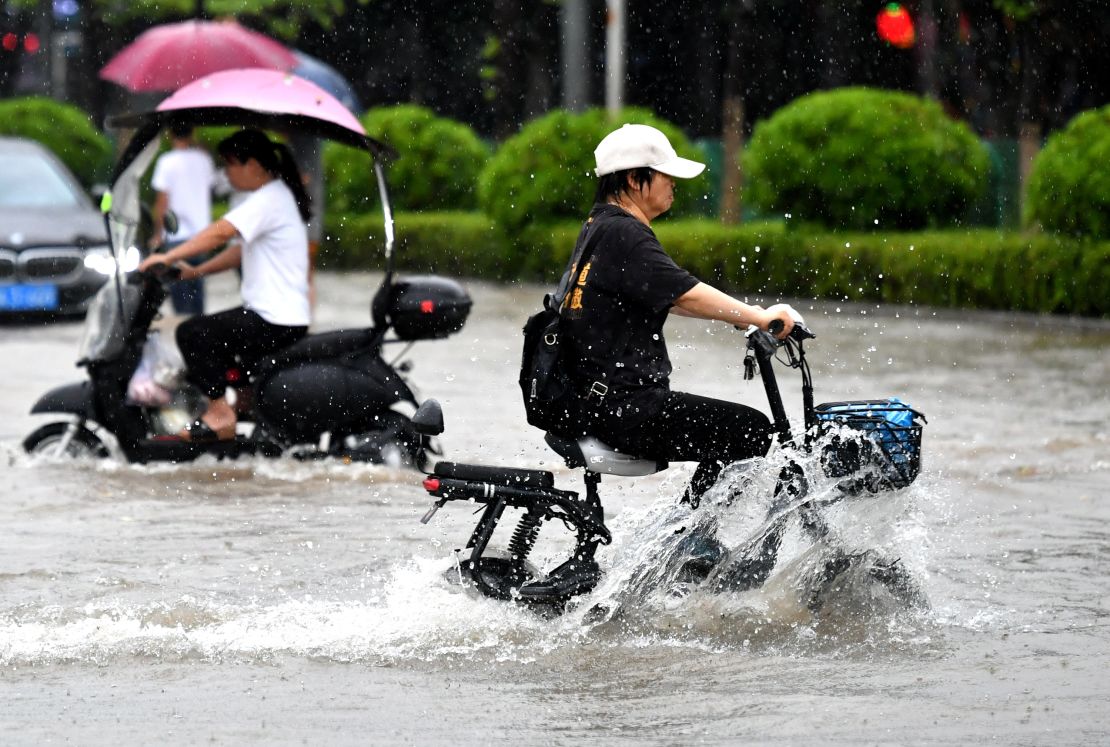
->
[[561, 203, 699, 431]]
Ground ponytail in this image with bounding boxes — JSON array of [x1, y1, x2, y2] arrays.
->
[[272, 142, 312, 223]]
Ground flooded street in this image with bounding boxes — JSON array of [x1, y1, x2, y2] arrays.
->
[[1, 270, 1108, 745]]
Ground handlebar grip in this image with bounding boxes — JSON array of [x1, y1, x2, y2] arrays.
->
[[768, 319, 784, 336]]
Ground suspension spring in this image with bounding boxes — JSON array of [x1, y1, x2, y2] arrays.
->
[[507, 509, 544, 564]]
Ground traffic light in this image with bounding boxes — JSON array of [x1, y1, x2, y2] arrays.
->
[[1, 32, 41, 54], [876, 3, 915, 49]]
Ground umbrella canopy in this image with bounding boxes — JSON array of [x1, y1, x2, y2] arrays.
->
[[108, 68, 390, 180], [292, 51, 361, 113], [100, 19, 297, 92]]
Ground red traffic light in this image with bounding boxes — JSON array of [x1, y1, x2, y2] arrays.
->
[[2, 33, 17, 52], [877, 3, 915, 49], [23, 32, 40, 53]]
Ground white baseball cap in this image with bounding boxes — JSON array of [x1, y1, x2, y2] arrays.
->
[[594, 123, 706, 179]]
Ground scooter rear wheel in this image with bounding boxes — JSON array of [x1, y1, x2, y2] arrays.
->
[[23, 422, 110, 459]]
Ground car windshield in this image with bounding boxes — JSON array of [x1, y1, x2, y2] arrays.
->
[[0, 152, 84, 208]]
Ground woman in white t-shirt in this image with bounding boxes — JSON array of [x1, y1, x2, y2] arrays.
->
[[138, 129, 311, 442]]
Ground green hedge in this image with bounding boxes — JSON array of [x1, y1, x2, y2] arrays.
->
[[323, 211, 1107, 317], [744, 87, 990, 231], [320, 211, 513, 278], [0, 96, 113, 186], [1026, 105, 1110, 240]]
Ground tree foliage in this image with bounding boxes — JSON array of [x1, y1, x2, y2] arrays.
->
[[743, 87, 990, 230], [323, 104, 490, 214], [87, 0, 350, 38], [477, 107, 709, 234]]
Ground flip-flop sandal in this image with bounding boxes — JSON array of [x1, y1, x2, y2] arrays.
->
[[179, 419, 234, 443]]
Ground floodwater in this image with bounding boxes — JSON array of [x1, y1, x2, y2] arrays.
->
[[1, 271, 1108, 745]]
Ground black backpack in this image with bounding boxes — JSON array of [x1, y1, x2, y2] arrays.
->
[[518, 219, 606, 436], [519, 292, 579, 434]]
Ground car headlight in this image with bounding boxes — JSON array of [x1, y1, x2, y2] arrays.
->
[[84, 245, 141, 275]]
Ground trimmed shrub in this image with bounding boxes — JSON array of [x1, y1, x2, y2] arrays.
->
[[324, 210, 1107, 317], [1025, 105, 1110, 239], [323, 105, 489, 215], [744, 87, 990, 230], [478, 107, 710, 234], [0, 96, 112, 186]]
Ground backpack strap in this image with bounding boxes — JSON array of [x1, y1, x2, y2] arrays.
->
[[553, 217, 602, 309]]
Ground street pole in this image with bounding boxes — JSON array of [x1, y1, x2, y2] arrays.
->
[[605, 0, 625, 116], [561, 0, 588, 112], [36, 0, 53, 97]]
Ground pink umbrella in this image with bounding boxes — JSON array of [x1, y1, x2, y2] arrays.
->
[[156, 67, 366, 137], [110, 69, 384, 157], [100, 19, 296, 92]]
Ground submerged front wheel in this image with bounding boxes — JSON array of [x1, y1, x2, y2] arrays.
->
[[23, 421, 110, 459]]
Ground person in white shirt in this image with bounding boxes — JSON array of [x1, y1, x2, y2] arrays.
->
[[139, 129, 312, 442], [149, 125, 216, 315]]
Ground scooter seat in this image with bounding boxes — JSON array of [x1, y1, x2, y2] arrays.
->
[[544, 432, 667, 477], [433, 461, 554, 489], [260, 328, 377, 374]]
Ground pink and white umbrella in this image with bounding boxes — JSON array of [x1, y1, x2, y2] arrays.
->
[[100, 20, 297, 92], [110, 68, 384, 154]]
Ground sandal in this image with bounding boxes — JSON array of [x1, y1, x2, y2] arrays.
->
[[178, 418, 235, 443]]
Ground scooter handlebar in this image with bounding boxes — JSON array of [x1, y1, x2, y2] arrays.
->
[[140, 261, 182, 282], [747, 305, 815, 342]]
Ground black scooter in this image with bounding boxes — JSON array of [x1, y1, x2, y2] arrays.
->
[[25, 265, 469, 465], [23, 77, 471, 466], [412, 312, 927, 609]]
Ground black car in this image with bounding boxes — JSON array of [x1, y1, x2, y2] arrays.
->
[[0, 137, 115, 317]]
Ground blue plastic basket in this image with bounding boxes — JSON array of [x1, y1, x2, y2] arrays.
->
[[814, 398, 926, 489]]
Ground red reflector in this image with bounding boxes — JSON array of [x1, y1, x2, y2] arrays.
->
[[420, 300, 435, 313], [423, 477, 441, 491], [225, 368, 242, 383]]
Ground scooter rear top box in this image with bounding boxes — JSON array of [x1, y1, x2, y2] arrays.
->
[[389, 275, 473, 341]]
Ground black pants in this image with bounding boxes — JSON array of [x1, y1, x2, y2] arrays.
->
[[176, 307, 307, 398], [599, 391, 773, 503]]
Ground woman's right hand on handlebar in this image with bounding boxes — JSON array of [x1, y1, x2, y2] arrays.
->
[[761, 304, 797, 340], [138, 252, 169, 273]]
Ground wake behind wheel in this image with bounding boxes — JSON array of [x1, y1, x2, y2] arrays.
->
[[23, 422, 110, 459]]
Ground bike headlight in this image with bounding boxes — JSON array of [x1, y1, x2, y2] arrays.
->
[[83, 245, 141, 274], [83, 247, 115, 275]]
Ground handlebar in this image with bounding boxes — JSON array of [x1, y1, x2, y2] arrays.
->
[[139, 261, 182, 282], [745, 305, 815, 344]]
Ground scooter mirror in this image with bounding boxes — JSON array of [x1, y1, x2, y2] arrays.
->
[[412, 399, 444, 436]]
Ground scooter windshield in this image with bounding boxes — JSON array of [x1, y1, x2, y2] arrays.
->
[[76, 136, 161, 365], [107, 135, 161, 266]]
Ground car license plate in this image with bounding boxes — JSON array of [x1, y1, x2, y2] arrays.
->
[[0, 283, 59, 311]]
